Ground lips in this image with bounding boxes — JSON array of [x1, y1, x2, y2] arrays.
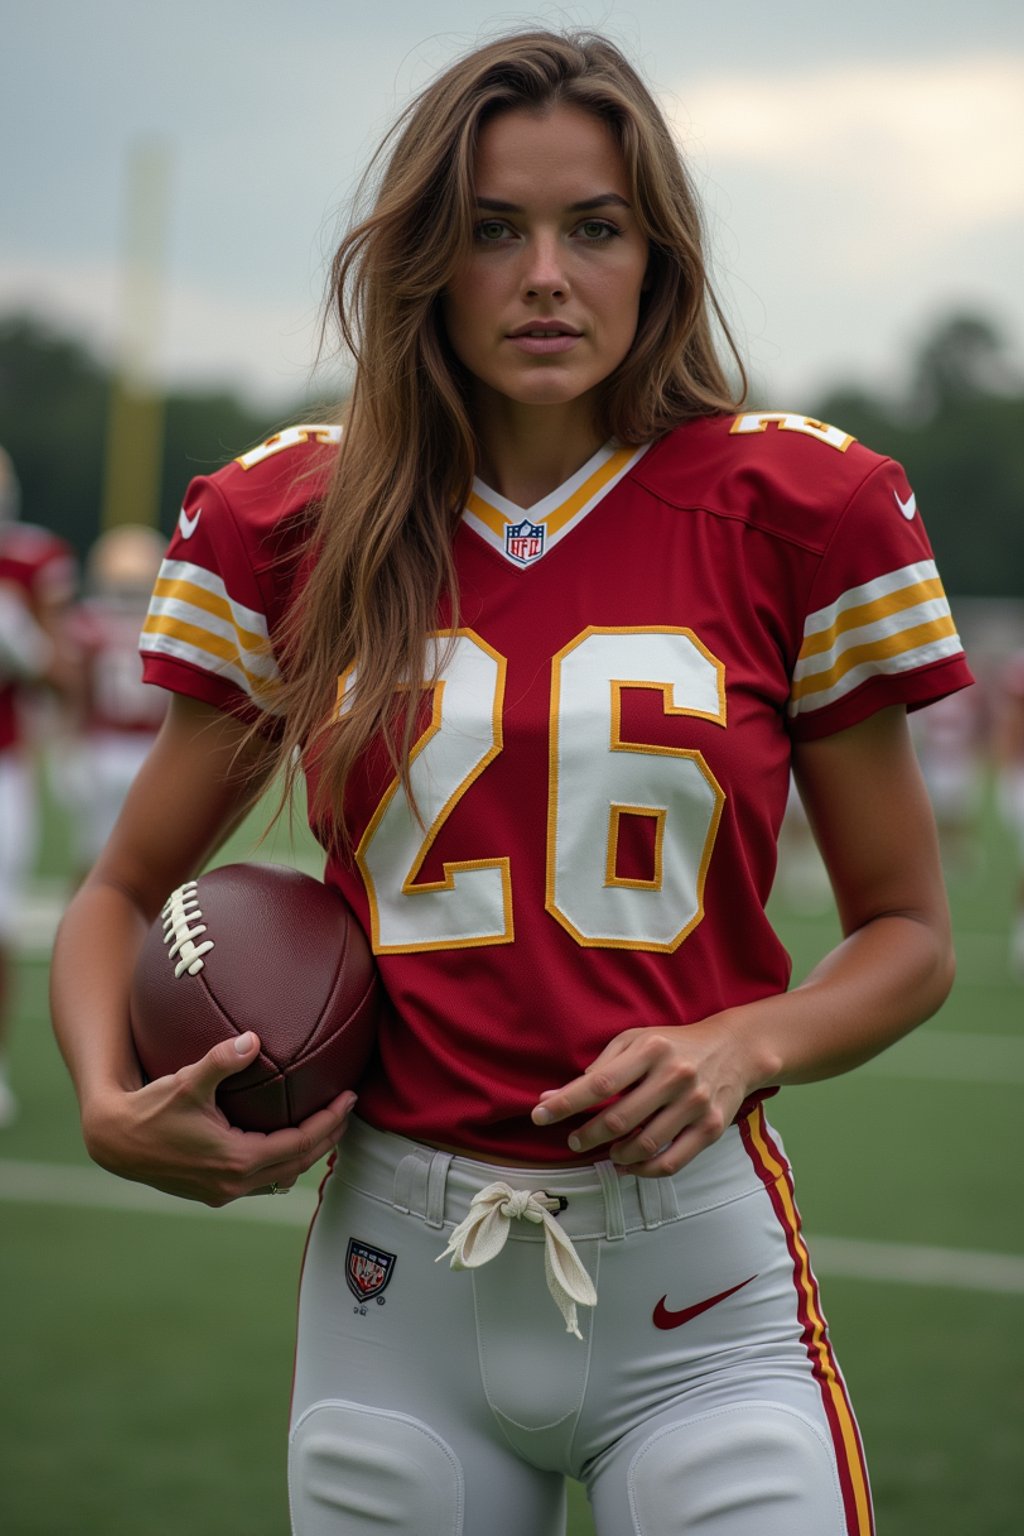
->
[[507, 322, 582, 338], [506, 322, 583, 355]]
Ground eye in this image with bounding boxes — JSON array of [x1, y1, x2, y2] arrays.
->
[[575, 219, 621, 241], [474, 219, 514, 243]]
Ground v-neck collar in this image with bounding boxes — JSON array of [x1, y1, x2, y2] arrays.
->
[[462, 439, 651, 569]]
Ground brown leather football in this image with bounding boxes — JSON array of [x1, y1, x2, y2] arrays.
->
[[129, 863, 380, 1131]]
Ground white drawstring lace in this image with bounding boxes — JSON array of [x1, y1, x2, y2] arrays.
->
[[436, 1181, 598, 1340]]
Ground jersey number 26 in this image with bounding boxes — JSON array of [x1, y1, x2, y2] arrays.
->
[[341, 628, 726, 955]]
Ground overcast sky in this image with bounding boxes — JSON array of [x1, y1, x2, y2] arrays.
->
[[3, 0, 1022, 413]]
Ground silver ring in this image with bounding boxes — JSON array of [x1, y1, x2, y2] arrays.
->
[[270, 1180, 280, 1195]]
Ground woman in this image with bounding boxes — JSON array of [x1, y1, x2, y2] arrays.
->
[[51, 31, 972, 1536]]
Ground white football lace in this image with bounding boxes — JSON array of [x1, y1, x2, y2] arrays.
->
[[436, 1181, 597, 1339], [161, 880, 215, 978]]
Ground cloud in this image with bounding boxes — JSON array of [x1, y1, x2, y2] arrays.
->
[[670, 55, 1024, 232], [656, 50, 1024, 397]]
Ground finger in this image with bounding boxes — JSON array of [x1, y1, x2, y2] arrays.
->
[[613, 1096, 728, 1175], [247, 1090, 358, 1182], [620, 1121, 715, 1178], [561, 1079, 675, 1155], [289, 1088, 359, 1160], [571, 1054, 721, 1159], [531, 1057, 643, 1129], [185, 1031, 263, 1094], [606, 1103, 696, 1166], [622, 1132, 703, 1179], [304, 1087, 359, 1135], [530, 1087, 582, 1127], [175, 1088, 357, 1205]]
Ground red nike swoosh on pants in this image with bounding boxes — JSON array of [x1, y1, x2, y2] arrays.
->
[[652, 1274, 758, 1330]]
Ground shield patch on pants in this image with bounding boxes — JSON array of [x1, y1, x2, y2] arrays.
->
[[345, 1237, 397, 1302]]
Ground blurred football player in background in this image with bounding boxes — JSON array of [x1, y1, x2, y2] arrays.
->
[[64, 525, 168, 884], [0, 445, 76, 1125], [775, 773, 832, 912], [994, 649, 1024, 977], [908, 686, 986, 877], [52, 31, 974, 1535]]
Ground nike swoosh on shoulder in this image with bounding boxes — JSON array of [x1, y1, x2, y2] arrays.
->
[[178, 504, 202, 539], [652, 1274, 757, 1330], [893, 488, 917, 520]]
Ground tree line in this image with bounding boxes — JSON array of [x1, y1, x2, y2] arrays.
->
[[0, 310, 1020, 596]]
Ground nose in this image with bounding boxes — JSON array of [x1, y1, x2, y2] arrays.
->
[[521, 231, 568, 300]]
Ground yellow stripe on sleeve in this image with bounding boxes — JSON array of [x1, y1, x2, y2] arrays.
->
[[141, 613, 280, 704], [151, 576, 269, 656], [791, 614, 959, 703], [796, 576, 947, 661]]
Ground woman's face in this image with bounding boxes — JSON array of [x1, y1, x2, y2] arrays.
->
[[442, 104, 650, 418]]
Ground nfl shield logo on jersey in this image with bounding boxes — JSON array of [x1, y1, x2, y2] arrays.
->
[[345, 1238, 397, 1302], [505, 517, 546, 565]]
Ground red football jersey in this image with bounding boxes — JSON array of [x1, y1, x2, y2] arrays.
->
[[69, 596, 169, 736], [140, 414, 973, 1160], [0, 522, 76, 753]]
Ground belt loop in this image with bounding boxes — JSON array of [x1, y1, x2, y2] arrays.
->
[[637, 1175, 663, 1228], [393, 1152, 426, 1216], [638, 1171, 681, 1228], [424, 1150, 453, 1228], [595, 1160, 626, 1240]]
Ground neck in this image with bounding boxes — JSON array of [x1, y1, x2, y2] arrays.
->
[[471, 391, 605, 508]]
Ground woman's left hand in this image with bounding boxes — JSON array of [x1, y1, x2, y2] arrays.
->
[[532, 710, 958, 1179], [530, 1013, 768, 1177]]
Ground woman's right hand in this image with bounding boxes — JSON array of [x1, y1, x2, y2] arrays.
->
[[50, 695, 359, 1205], [80, 1030, 358, 1206]]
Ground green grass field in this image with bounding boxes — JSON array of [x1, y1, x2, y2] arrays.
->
[[1, 776, 1021, 1535]]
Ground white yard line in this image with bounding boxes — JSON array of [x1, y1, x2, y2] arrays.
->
[[810, 1235, 1024, 1295], [2, 1157, 1023, 1296], [0, 1157, 315, 1225], [14, 858, 326, 951], [862, 1029, 1024, 1085]]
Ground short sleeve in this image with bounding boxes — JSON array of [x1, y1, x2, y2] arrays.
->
[[788, 457, 974, 740], [139, 477, 283, 725]]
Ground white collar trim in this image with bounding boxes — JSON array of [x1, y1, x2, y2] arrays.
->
[[463, 440, 651, 568]]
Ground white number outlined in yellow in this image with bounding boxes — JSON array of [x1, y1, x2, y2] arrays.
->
[[343, 630, 513, 953], [347, 627, 728, 955], [730, 412, 854, 453], [548, 628, 726, 951], [235, 423, 342, 471]]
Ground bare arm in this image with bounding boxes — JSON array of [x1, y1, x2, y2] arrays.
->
[[532, 706, 955, 1175], [50, 693, 355, 1204]]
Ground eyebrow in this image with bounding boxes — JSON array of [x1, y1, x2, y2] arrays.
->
[[473, 193, 631, 213]]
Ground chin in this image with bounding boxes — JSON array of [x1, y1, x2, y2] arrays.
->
[[501, 374, 596, 408]]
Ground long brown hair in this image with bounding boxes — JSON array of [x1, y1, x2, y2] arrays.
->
[[271, 29, 746, 837]]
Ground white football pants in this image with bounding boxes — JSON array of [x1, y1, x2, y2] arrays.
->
[[289, 1111, 873, 1536]]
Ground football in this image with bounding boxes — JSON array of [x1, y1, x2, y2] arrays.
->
[[129, 862, 380, 1132]]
